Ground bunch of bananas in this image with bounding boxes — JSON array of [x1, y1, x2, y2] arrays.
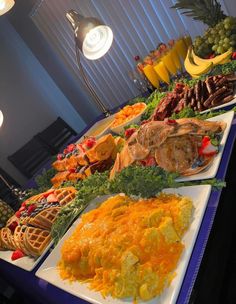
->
[[184, 47, 232, 78]]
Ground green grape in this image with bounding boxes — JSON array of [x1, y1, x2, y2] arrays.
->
[[212, 45, 218, 51], [224, 23, 231, 30], [224, 37, 230, 43], [208, 37, 214, 44], [217, 46, 224, 54], [219, 29, 225, 36], [223, 43, 230, 51]]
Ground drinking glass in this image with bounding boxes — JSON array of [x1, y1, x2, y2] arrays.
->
[[153, 60, 170, 84]]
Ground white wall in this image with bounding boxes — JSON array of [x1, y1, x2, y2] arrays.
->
[[0, 18, 86, 186]]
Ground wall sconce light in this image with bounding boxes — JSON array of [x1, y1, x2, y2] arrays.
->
[[0, 110, 3, 128], [66, 9, 113, 116]]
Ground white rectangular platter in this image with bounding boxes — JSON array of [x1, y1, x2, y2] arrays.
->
[[177, 110, 234, 182], [0, 240, 53, 271], [200, 95, 236, 114], [76, 115, 115, 143], [36, 185, 211, 304]]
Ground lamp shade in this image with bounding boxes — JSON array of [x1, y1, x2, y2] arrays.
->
[[0, 110, 3, 128], [66, 10, 113, 60], [0, 0, 14, 16]]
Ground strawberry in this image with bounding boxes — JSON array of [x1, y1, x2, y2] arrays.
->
[[46, 193, 58, 203], [232, 52, 236, 60], [21, 201, 27, 208], [124, 128, 136, 139], [164, 118, 176, 125], [84, 138, 96, 149], [198, 136, 218, 156], [43, 190, 55, 198], [27, 204, 36, 215], [15, 211, 21, 218], [69, 168, 76, 173], [8, 221, 18, 233], [144, 156, 156, 166], [206, 53, 215, 59], [11, 249, 25, 261], [67, 144, 76, 152], [57, 153, 64, 160], [19, 206, 26, 212]]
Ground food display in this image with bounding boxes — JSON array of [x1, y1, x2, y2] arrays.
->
[[58, 193, 194, 301], [51, 134, 125, 187], [0, 187, 76, 259], [110, 103, 146, 134], [151, 74, 235, 120], [110, 117, 226, 179]]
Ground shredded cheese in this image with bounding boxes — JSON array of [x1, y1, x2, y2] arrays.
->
[[58, 193, 194, 301]]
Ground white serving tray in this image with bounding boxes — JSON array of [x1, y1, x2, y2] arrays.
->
[[36, 185, 211, 304], [0, 240, 53, 271], [177, 110, 234, 182]]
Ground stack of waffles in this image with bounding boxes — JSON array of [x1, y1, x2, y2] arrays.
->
[[0, 187, 77, 258], [51, 134, 125, 188]]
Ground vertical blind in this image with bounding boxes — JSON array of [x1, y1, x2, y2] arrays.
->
[[31, 0, 229, 110]]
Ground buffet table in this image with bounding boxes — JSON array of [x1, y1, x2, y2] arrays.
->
[[0, 115, 236, 304]]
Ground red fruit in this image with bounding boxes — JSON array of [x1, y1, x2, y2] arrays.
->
[[15, 211, 21, 218], [43, 190, 55, 198], [69, 168, 76, 173], [206, 53, 215, 59], [84, 138, 96, 149], [67, 144, 75, 152], [19, 206, 26, 212], [8, 221, 18, 233], [198, 136, 217, 156], [134, 55, 140, 61], [124, 128, 136, 139], [57, 153, 64, 160], [145, 156, 156, 167], [232, 52, 236, 60], [21, 201, 27, 207], [63, 148, 68, 155], [164, 118, 176, 125], [46, 193, 58, 203], [27, 204, 36, 215], [11, 249, 25, 261]]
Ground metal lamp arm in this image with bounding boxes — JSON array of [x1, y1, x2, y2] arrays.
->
[[75, 46, 110, 116]]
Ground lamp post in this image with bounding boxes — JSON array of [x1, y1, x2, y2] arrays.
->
[[66, 10, 113, 117]]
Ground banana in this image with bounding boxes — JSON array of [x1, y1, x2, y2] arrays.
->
[[191, 47, 232, 66], [184, 48, 213, 76]]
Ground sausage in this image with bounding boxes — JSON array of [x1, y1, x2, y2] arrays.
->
[[203, 86, 227, 107]]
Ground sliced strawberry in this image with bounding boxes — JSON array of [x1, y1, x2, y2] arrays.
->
[[21, 201, 27, 208], [15, 211, 21, 218], [27, 204, 37, 215], [145, 156, 156, 167], [124, 128, 136, 139], [19, 206, 26, 212], [199, 136, 218, 156], [8, 221, 18, 233], [11, 249, 25, 261], [67, 144, 76, 152], [57, 153, 64, 160], [46, 193, 58, 203], [42, 190, 55, 198], [84, 138, 96, 149]]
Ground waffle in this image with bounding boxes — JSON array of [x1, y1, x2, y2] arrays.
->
[[67, 172, 85, 183], [65, 155, 79, 170], [54, 187, 76, 206], [0, 227, 15, 250], [28, 207, 60, 230], [23, 226, 51, 257], [13, 225, 31, 255]]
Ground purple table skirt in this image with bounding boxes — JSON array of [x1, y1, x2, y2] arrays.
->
[[1, 117, 236, 304]]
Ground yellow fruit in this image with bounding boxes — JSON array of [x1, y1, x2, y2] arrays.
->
[[191, 47, 232, 66], [184, 48, 213, 76]]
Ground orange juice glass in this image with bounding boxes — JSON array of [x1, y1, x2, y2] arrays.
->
[[175, 37, 188, 59], [143, 64, 160, 88], [170, 46, 182, 71], [154, 60, 170, 84], [162, 51, 178, 75]]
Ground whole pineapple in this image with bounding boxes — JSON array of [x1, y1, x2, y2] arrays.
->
[[0, 199, 14, 228]]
